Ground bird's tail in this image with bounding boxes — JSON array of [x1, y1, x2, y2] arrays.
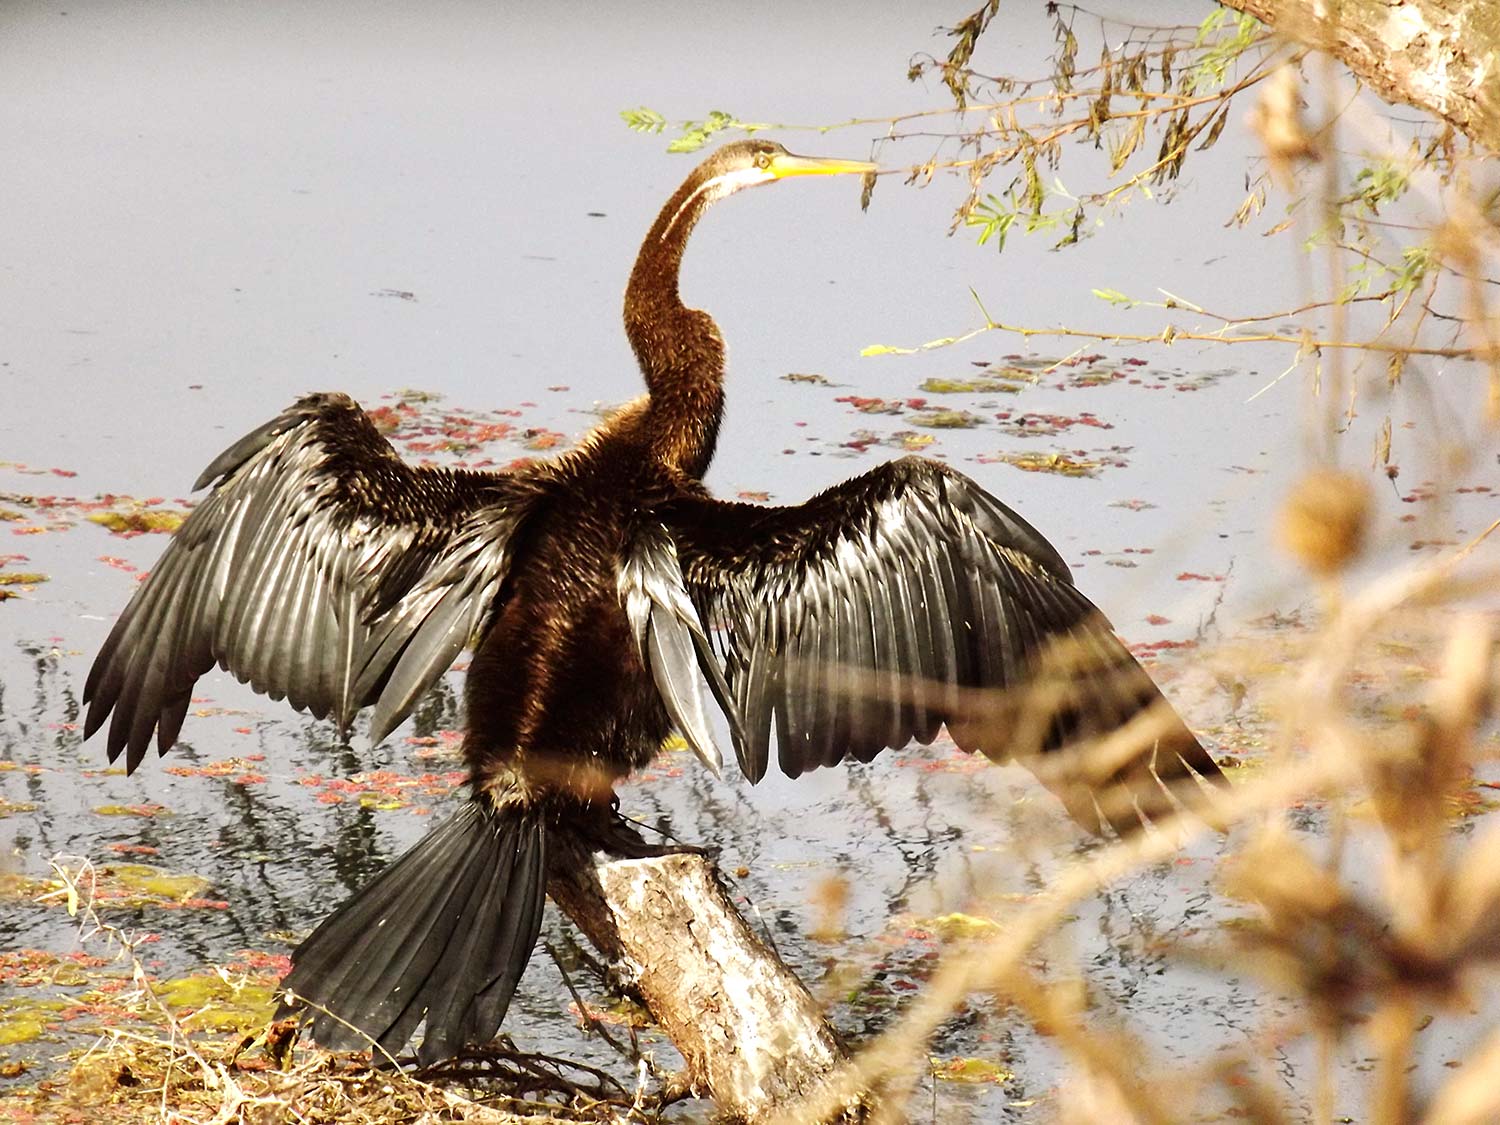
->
[[276, 798, 547, 1065]]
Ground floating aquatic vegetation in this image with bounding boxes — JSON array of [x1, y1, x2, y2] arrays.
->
[[154, 967, 279, 1032], [17, 862, 221, 912], [0, 996, 67, 1047], [922, 913, 1002, 941], [0, 949, 110, 989], [965, 359, 1043, 386], [91, 803, 168, 818], [364, 403, 413, 434], [0, 493, 192, 540], [994, 410, 1113, 438], [86, 508, 187, 535], [568, 996, 654, 1030], [293, 767, 466, 810], [984, 451, 1106, 477], [835, 394, 906, 415], [523, 428, 565, 450], [404, 729, 465, 760], [930, 1056, 1014, 1084], [918, 376, 1024, 394], [910, 409, 983, 429], [840, 430, 934, 455], [0, 571, 46, 603], [162, 755, 267, 781], [0, 463, 78, 478]]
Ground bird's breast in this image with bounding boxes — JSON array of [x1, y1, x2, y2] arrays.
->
[[459, 484, 675, 791]]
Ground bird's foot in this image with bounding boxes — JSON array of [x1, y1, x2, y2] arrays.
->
[[608, 835, 715, 861], [591, 808, 715, 861]]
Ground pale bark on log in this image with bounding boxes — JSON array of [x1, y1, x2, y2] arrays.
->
[[1222, 0, 1500, 151], [548, 851, 854, 1123]]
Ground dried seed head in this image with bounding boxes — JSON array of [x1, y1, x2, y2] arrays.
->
[[1278, 469, 1371, 575], [809, 872, 849, 943], [1248, 64, 1317, 187]]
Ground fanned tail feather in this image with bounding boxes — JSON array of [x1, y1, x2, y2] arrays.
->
[[276, 799, 546, 1064]]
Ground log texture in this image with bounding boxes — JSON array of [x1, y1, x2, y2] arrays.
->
[[1223, 0, 1500, 150], [549, 850, 851, 1123]]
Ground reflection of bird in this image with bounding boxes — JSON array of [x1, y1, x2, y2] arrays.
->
[[83, 139, 1223, 1064]]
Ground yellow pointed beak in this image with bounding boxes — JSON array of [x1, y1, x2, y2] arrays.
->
[[766, 152, 877, 179]]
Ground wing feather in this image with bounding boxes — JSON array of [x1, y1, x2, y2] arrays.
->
[[83, 392, 535, 771], [616, 523, 743, 777], [663, 456, 1224, 833]]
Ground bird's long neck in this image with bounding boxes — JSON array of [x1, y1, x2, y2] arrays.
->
[[624, 171, 727, 481]]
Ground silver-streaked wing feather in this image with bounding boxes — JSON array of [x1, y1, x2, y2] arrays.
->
[[83, 392, 534, 772], [617, 523, 743, 777], [662, 457, 1224, 834]]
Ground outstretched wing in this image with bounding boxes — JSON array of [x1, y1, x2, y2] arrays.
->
[[661, 456, 1223, 834], [83, 392, 536, 773]]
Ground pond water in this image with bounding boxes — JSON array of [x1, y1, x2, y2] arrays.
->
[[2, 1, 1497, 1120]]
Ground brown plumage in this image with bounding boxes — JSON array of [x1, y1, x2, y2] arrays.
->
[[82, 139, 1223, 1064]]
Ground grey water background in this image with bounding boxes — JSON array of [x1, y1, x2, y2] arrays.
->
[[1, 0, 1496, 1119]]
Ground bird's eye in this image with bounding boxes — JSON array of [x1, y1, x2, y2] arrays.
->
[[754, 152, 771, 170]]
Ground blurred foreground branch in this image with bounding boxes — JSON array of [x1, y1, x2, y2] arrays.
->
[[1221, 0, 1500, 150]]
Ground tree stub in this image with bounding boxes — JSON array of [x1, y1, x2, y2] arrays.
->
[[549, 851, 855, 1123]]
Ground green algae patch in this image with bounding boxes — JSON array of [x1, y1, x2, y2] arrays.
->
[[931, 1055, 1013, 1084], [910, 409, 983, 429], [0, 950, 110, 989], [918, 376, 1024, 394], [86, 508, 187, 535], [22, 863, 221, 913], [91, 803, 168, 818], [923, 912, 1002, 941], [106, 865, 213, 907], [0, 997, 67, 1047], [155, 971, 278, 1033], [0, 872, 54, 903], [356, 792, 408, 811], [995, 450, 1103, 477]]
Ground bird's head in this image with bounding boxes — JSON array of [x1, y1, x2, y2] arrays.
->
[[668, 139, 875, 221]]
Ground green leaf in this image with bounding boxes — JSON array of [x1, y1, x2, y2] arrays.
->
[[1092, 288, 1134, 306], [1194, 8, 1228, 47], [860, 344, 913, 357], [620, 107, 667, 134]]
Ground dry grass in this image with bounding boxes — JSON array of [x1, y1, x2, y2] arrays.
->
[[1, 859, 670, 1125]]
